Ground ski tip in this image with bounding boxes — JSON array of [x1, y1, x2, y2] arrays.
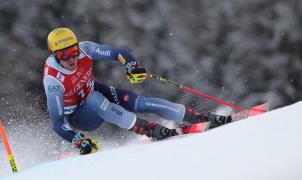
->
[[232, 103, 270, 121], [249, 103, 269, 116]]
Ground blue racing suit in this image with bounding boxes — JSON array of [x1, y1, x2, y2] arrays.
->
[[43, 41, 185, 143]]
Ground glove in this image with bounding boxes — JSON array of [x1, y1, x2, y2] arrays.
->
[[79, 139, 99, 155], [72, 133, 100, 155], [126, 63, 147, 84]]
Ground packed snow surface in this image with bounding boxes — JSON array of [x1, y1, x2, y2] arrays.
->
[[2, 101, 302, 180]]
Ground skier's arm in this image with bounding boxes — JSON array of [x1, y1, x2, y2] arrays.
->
[[79, 41, 136, 66], [43, 76, 77, 142], [79, 41, 147, 84], [43, 76, 100, 155]]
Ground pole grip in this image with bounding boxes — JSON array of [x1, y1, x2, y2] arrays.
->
[[0, 119, 18, 172]]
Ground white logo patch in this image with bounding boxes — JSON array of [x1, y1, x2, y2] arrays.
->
[[55, 96, 63, 115], [96, 48, 111, 56], [56, 72, 65, 82], [100, 98, 109, 111], [145, 102, 180, 113], [64, 105, 78, 114], [44, 67, 49, 76], [62, 123, 73, 131]]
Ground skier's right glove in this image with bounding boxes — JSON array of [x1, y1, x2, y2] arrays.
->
[[72, 133, 100, 155]]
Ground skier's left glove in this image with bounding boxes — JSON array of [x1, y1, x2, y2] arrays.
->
[[72, 133, 100, 155], [126, 63, 147, 84]]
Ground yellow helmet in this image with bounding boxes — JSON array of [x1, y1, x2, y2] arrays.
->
[[47, 28, 78, 52]]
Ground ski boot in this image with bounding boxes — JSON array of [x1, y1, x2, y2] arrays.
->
[[130, 118, 177, 140], [183, 107, 232, 129], [207, 113, 232, 129]]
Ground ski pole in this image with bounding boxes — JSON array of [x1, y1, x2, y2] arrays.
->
[[0, 118, 18, 172], [146, 73, 245, 111], [117, 54, 245, 111]]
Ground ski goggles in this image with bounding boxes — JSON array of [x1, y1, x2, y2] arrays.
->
[[55, 44, 79, 61]]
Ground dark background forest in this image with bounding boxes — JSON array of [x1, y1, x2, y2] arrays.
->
[[0, 0, 301, 174]]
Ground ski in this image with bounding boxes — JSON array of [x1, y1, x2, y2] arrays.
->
[[177, 103, 270, 135], [56, 103, 270, 155], [232, 103, 269, 121]]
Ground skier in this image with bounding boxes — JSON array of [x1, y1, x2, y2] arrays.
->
[[43, 28, 232, 155]]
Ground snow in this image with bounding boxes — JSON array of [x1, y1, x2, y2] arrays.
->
[[2, 101, 302, 180]]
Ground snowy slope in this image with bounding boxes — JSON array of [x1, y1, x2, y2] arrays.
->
[[2, 101, 302, 180]]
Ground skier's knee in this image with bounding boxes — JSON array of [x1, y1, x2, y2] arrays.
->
[[87, 91, 136, 129], [86, 91, 107, 108]]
